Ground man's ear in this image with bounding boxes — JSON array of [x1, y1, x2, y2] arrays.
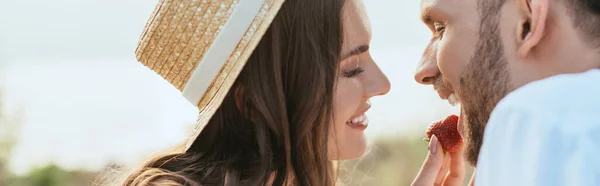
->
[[518, 0, 549, 58]]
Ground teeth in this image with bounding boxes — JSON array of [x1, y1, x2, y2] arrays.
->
[[448, 93, 461, 106], [347, 115, 367, 124], [448, 94, 457, 106]]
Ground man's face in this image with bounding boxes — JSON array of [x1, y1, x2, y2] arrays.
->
[[415, 0, 513, 166]]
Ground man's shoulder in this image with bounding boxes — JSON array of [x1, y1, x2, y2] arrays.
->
[[495, 69, 600, 114], [478, 70, 600, 186], [487, 69, 600, 135]]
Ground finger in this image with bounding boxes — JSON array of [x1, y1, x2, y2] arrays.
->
[[468, 170, 476, 186], [442, 150, 466, 186], [411, 135, 444, 186], [434, 155, 449, 186]]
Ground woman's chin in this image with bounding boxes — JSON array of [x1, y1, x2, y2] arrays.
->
[[328, 133, 368, 160], [333, 148, 367, 160]]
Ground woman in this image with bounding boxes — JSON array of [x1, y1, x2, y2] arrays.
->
[[123, 0, 389, 185]]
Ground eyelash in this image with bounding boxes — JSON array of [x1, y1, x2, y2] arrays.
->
[[343, 67, 365, 78], [434, 21, 447, 38]]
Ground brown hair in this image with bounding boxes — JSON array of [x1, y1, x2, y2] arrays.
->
[[481, 0, 600, 47], [122, 0, 345, 185], [566, 0, 600, 47]]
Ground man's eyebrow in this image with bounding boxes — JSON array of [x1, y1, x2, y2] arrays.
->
[[342, 45, 369, 60], [421, 6, 433, 24]]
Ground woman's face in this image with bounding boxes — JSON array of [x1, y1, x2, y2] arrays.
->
[[328, 0, 390, 160]]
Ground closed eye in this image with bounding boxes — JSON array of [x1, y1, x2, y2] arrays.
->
[[343, 68, 365, 78]]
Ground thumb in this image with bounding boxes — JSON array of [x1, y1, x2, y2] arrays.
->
[[469, 170, 476, 186], [412, 135, 445, 186]]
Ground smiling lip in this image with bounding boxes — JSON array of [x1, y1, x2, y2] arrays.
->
[[433, 76, 457, 102], [346, 115, 368, 130], [435, 87, 461, 106], [346, 102, 371, 131], [437, 90, 453, 100], [349, 104, 371, 119]]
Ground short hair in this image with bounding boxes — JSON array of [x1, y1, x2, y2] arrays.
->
[[479, 0, 600, 47], [566, 0, 600, 47]]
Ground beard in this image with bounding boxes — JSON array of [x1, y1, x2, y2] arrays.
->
[[457, 7, 513, 166]]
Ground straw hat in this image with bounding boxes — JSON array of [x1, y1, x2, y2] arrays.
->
[[135, 0, 285, 152]]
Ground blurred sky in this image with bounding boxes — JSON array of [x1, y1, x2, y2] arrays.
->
[[0, 0, 459, 175]]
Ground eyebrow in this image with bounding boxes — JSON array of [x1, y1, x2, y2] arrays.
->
[[421, 6, 434, 25], [341, 45, 369, 60]]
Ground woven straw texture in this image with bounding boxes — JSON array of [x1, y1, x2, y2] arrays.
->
[[135, 0, 284, 151]]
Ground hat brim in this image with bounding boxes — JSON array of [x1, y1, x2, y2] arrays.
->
[[134, 0, 285, 152]]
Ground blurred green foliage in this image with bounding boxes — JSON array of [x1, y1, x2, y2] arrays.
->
[[0, 92, 472, 186], [340, 136, 474, 186], [0, 137, 472, 186], [0, 92, 100, 186], [1, 164, 103, 186], [0, 136, 474, 186]]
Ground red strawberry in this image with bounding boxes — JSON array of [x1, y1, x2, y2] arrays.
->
[[425, 115, 463, 153]]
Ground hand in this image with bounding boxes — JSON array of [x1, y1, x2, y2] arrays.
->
[[411, 135, 468, 186]]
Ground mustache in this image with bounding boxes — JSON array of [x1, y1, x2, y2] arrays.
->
[[433, 76, 453, 92]]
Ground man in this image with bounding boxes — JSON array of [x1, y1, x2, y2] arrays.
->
[[411, 0, 600, 185]]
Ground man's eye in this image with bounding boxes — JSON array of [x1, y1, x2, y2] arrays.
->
[[433, 22, 447, 37]]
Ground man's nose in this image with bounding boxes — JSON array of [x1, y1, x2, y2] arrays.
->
[[414, 41, 440, 85]]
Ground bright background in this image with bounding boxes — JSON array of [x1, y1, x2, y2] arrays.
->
[[0, 0, 465, 185]]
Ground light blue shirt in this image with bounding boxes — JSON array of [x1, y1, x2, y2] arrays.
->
[[476, 69, 600, 186]]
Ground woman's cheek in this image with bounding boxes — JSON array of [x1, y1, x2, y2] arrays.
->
[[333, 78, 363, 120]]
